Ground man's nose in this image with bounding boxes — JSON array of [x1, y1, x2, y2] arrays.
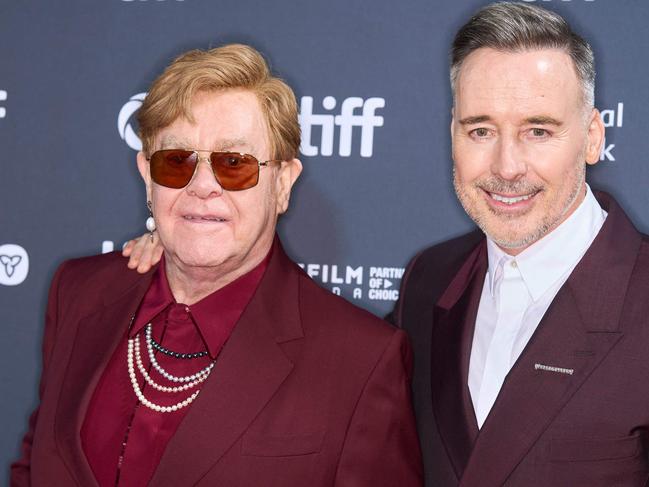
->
[[491, 136, 527, 181], [186, 156, 224, 197]]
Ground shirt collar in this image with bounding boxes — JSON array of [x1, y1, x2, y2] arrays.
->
[[131, 256, 174, 337], [486, 184, 607, 302], [130, 244, 272, 358]]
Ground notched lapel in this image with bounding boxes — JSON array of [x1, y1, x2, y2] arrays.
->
[[432, 242, 486, 479], [149, 241, 302, 487], [460, 280, 623, 487]]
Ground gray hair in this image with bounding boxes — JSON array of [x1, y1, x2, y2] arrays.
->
[[450, 2, 595, 110]]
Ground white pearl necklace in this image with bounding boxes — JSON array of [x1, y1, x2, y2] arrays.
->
[[127, 337, 202, 413], [134, 336, 208, 392], [145, 324, 214, 383]]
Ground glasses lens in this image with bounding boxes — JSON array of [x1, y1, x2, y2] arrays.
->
[[210, 152, 259, 191], [150, 150, 197, 188]]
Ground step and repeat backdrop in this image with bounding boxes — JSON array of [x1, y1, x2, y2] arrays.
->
[[1, 0, 647, 474]]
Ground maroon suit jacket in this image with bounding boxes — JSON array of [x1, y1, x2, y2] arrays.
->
[[394, 192, 649, 487], [11, 241, 423, 486]]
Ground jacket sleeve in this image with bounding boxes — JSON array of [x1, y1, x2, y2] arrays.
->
[[10, 262, 67, 487], [334, 328, 424, 486]]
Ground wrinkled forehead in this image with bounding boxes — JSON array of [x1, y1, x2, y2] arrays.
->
[[153, 90, 269, 156], [157, 134, 257, 154]]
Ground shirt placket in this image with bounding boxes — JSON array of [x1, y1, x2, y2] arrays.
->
[[475, 258, 529, 427]]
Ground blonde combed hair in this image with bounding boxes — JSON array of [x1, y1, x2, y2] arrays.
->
[[138, 44, 301, 160]]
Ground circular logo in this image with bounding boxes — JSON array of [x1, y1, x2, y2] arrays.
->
[[117, 92, 147, 151], [0, 243, 29, 286]]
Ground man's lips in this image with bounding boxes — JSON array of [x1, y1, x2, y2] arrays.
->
[[482, 189, 541, 208], [181, 213, 229, 223]]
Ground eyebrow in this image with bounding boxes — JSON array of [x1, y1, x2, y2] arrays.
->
[[457, 115, 563, 126], [216, 138, 253, 153], [159, 135, 191, 149], [523, 116, 563, 126], [458, 115, 491, 125]]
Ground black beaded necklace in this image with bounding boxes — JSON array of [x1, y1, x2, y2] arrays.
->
[[149, 333, 208, 359]]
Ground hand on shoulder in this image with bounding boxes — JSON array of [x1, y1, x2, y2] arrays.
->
[[122, 232, 163, 274]]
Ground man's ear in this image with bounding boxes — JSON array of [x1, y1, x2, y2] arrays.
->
[[450, 108, 458, 160], [585, 108, 605, 166], [275, 158, 303, 215], [450, 108, 456, 138], [136, 151, 152, 201]]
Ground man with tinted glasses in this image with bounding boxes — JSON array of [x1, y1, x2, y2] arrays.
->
[[11, 44, 423, 486], [393, 3, 649, 486]]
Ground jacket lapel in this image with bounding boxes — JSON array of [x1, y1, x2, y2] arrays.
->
[[459, 192, 641, 486], [149, 242, 303, 487], [432, 241, 486, 479], [54, 267, 155, 487]]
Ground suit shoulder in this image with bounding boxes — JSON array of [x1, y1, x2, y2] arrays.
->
[[54, 251, 142, 296], [405, 229, 483, 283], [58, 251, 130, 280], [61, 250, 127, 270], [295, 271, 411, 382], [296, 270, 400, 343]]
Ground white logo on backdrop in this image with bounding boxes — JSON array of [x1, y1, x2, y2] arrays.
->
[[0, 90, 7, 119], [299, 96, 385, 158], [101, 241, 130, 254], [118, 92, 146, 151], [0, 244, 29, 286], [298, 263, 403, 302], [118, 93, 385, 158], [599, 101, 624, 162]]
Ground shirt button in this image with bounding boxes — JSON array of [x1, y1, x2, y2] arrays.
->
[[510, 260, 518, 268]]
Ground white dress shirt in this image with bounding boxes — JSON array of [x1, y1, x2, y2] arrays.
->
[[468, 185, 607, 428]]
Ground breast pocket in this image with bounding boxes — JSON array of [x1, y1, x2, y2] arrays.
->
[[545, 433, 648, 487], [241, 431, 324, 457]]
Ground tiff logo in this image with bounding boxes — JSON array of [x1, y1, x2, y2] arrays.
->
[[119, 92, 384, 158], [0, 90, 6, 119], [299, 96, 385, 158]]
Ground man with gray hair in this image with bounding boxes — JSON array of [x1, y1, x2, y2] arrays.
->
[[395, 2, 649, 486]]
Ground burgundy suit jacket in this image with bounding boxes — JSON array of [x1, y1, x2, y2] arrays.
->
[[11, 241, 423, 486], [394, 192, 649, 487]]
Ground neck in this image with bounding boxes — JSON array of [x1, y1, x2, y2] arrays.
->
[[164, 247, 269, 305]]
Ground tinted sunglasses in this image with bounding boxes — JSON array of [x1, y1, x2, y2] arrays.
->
[[148, 149, 281, 191]]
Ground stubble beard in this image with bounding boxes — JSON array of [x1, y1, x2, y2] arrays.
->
[[452, 162, 586, 250]]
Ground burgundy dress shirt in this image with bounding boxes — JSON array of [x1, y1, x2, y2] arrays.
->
[[80, 252, 269, 487]]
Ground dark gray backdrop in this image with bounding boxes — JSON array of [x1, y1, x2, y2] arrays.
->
[[1, 0, 647, 478]]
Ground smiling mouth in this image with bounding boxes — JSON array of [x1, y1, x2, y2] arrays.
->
[[488, 192, 537, 205]]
